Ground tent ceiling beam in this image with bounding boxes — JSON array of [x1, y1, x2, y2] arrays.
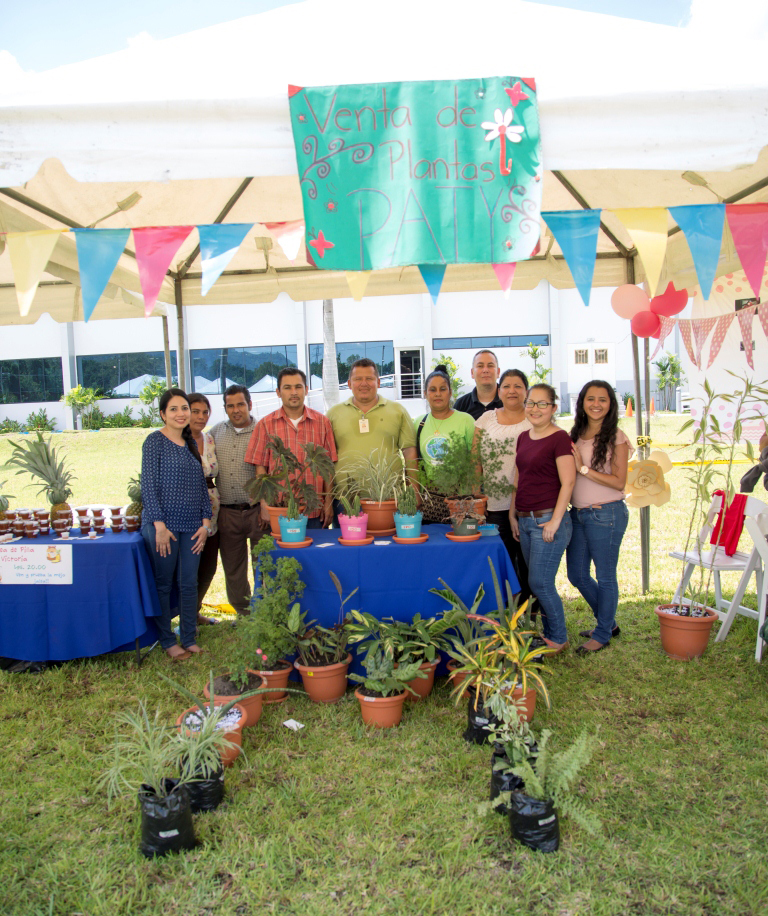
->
[[550, 170, 633, 258]]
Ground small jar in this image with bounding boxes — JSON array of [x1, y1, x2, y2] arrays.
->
[[4, 510, 17, 522], [109, 506, 123, 517], [34, 509, 49, 523], [88, 529, 98, 540], [111, 516, 125, 533], [125, 516, 139, 532], [24, 520, 38, 538], [74, 507, 90, 521], [91, 507, 105, 519], [17, 508, 32, 520], [0, 519, 10, 534], [13, 520, 25, 536]]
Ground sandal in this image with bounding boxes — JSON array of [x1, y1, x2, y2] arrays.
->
[[578, 625, 620, 640], [575, 639, 608, 656]]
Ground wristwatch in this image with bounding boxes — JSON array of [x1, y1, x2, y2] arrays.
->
[[579, 465, 589, 476]]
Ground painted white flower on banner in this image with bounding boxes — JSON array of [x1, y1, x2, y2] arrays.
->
[[481, 108, 524, 143]]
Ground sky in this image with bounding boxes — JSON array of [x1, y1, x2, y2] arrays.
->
[[3, 0, 758, 73]]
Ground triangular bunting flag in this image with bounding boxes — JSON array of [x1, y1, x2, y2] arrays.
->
[[492, 262, 517, 298], [418, 264, 446, 305], [541, 210, 601, 306], [613, 208, 668, 296], [264, 220, 305, 263], [668, 204, 725, 301], [345, 271, 371, 301], [726, 203, 768, 298], [678, 319, 698, 367], [198, 223, 253, 296], [757, 301, 768, 341], [692, 316, 718, 357], [5, 229, 65, 317], [650, 315, 676, 359], [736, 304, 757, 369], [707, 313, 734, 368], [72, 228, 131, 321], [133, 226, 193, 317]]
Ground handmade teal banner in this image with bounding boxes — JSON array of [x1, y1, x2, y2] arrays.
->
[[288, 77, 541, 271]]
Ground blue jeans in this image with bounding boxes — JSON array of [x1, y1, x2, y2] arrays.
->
[[518, 511, 572, 644], [566, 501, 629, 644], [142, 526, 202, 650], [306, 516, 326, 530]]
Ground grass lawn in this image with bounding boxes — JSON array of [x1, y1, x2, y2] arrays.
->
[[1, 422, 767, 916]]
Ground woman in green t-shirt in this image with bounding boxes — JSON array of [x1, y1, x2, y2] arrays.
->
[[415, 364, 475, 524]]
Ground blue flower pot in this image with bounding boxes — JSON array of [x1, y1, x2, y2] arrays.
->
[[278, 514, 308, 543], [394, 511, 423, 539]]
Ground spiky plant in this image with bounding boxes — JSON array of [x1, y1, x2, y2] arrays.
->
[[7, 432, 76, 525], [126, 473, 142, 522], [0, 480, 14, 520]]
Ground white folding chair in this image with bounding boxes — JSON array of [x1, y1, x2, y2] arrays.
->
[[743, 511, 768, 662], [669, 494, 766, 639]]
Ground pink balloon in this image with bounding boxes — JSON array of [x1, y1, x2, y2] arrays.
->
[[631, 310, 661, 338], [650, 282, 688, 317], [611, 284, 651, 319]]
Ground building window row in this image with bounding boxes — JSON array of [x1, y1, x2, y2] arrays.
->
[[190, 346, 298, 395], [0, 358, 64, 405], [78, 351, 178, 398], [433, 335, 550, 350], [309, 341, 395, 388]]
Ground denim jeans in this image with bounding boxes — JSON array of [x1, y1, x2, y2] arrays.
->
[[566, 501, 629, 644], [518, 510, 572, 644], [306, 516, 326, 530], [142, 526, 202, 650]]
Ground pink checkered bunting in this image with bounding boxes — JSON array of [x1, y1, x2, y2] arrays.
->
[[678, 319, 698, 368], [692, 316, 718, 356], [737, 304, 757, 369], [758, 301, 768, 341], [650, 315, 677, 358], [707, 313, 734, 368]]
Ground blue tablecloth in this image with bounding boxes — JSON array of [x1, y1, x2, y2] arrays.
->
[[0, 531, 161, 661], [273, 526, 519, 674]]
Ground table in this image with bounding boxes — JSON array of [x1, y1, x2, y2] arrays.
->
[[273, 526, 520, 675], [0, 531, 161, 662]]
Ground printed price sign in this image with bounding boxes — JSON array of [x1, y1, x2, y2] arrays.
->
[[0, 543, 73, 585]]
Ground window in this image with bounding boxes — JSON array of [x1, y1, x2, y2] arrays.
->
[[0, 357, 64, 404], [78, 352, 178, 398], [594, 349, 609, 364], [433, 335, 550, 349], [574, 349, 588, 364], [189, 346, 298, 395], [308, 341, 395, 387]]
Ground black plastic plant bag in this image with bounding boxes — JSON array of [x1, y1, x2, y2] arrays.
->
[[489, 746, 524, 815], [186, 767, 225, 813], [508, 789, 559, 853], [139, 779, 196, 858], [463, 690, 500, 745]]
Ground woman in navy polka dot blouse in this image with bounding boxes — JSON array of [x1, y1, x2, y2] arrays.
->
[[141, 388, 212, 660]]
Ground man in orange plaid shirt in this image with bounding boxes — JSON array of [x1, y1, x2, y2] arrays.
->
[[245, 368, 337, 529]]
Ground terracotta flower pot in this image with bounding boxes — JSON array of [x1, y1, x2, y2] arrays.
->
[[445, 496, 487, 524], [405, 657, 440, 702], [267, 505, 288, 538], [176, 702, 246, 768], [256, 662, 292, 702], [203, 671, 267, 727], [360, 499, 397, 535], [510, 686, 536, 723], [446, 659, 468, 687], [355, 688, 408, 728], [294, 654, 352, 704], [655, 604, 718, 660]]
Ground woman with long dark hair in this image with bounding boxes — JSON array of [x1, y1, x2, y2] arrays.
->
[[141, 388, 212, 660], [567, 381, 630, 655], [188, 392, 220, 625]]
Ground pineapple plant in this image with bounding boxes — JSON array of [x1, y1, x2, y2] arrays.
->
[[126, 473, 142, 523], [0, 480, 14, 519], [7, 432, 76, 525]]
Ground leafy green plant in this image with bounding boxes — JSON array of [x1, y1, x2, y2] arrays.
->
[[521, 342, 552, 386], [0, 417, 26, 434], [102, 406, 136, 428], [348, 648, 426, 698], [653, 352, 686, 411], [61, 385, 101, 429], [136, 377, 168, 426], [246, 434, 333, 519], [285, 570, 357, 666], [346, 610, 453, 666], [0, 480, 15, 516], [346, 447, 407, 502], [25, 408, 55, 431]]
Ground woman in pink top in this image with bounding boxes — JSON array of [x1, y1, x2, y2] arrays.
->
[[567, 381, 631, 655]]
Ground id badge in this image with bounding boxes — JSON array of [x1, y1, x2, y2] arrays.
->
[[359, 418, 369, 433]]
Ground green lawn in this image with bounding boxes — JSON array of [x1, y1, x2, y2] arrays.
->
[[1, 424, 767, 916]]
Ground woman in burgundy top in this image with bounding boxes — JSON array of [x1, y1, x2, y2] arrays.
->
[[509, 384, 576, 652]]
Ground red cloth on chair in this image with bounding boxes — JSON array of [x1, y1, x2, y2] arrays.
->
[[710, 490, 747, 556]]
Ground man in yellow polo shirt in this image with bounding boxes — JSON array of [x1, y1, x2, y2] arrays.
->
[[327, 358, 418, 507]]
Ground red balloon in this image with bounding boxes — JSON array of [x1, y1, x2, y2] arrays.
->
[[631, 310, 661, 338], [611, 284, 651, 319], [650, 282, 688, 317]]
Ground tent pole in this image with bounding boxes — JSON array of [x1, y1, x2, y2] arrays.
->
[[628, 258, 650, 595], [174, 279, 186, 391], [642, 335, 652, 591], [162, 315, 172, 388]]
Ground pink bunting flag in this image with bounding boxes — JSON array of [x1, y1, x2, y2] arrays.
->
[[725, 204, 768, 298], [757, 301, 768, 341], [707, 313, 734, 368], [736, 304, 757, 369], [692, 316, 718, 358], [492, 262, 517, 298], [650, 315, 677, 359], [133, 226, 193, 317], [678, 319, 698, 367], [264, 220, 305, 263]]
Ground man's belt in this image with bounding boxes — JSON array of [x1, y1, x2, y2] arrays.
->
[[220, 503, 253, 510]]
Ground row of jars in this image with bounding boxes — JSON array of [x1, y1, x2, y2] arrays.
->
[[0, 507, 140, 539]]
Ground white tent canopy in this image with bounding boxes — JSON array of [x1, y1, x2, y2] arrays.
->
[[1, 0, 767, 324]]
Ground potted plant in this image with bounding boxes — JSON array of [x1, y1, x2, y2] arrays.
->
[[336, 487, 369, 541], [486, 700, 539, 816], [347, 447, 408, 535], [349, 648, 426, 728], [393, 485, 424, 540], [286, 571, 357, 703], [429, 578, 492, 686], [245, 433, 333, 539], [99, 700, 234, 856], [655, 374, 766, 659]]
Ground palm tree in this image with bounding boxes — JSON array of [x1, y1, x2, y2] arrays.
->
[[322, 299, 340, 409]]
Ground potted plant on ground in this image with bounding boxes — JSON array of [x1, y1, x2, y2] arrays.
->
[[245, 433, 333, 540], [347, 447, 408, 535], [655, 374, 767, 659], [349, 647, 426, 728], [393, 485, 424, 540], [336, 487, 369, 541], [286, 571, 357, 703]]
